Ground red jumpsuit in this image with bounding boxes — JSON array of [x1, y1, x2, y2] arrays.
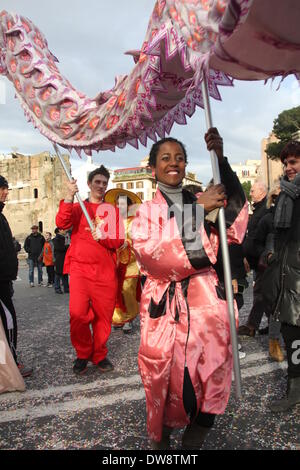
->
[[56, 200, 124, 364]]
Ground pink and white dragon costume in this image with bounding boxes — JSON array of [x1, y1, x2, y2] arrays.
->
[[0, 0, 299, 439], [0, 1, 299, 155]]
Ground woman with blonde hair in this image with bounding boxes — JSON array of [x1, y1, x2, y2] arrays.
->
[[266, 181, 281, 209]]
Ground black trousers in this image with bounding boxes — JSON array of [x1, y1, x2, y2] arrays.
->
[[54, 273, 69, 293], [281, 323, 300, 378], [46, 265, 55, 284], [247, 270, 265, 329], [183, 366, 216, 428], [0, 281, 18, 363]]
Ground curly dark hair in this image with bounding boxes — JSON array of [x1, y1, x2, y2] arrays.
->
[[88, 165, 110, 183], [0, 175, 8, 188], [149, 137, 188, 167], [280, 141, 300, 163]]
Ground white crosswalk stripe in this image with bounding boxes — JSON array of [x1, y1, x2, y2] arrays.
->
[[0, 373, 142, 404], [241, 361, 286, 379], [0, 352, 288, 425], [0, 387, 145, 424]]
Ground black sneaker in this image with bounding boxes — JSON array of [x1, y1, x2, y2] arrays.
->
[[17, 363, 33, 378], [238, 324, 256, 337], [97, 357, 114, 372], [259, 326, 269, 335], [122, 322, 132, 334], [73, 358, 88, 375]]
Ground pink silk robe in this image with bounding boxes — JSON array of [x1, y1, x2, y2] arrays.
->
[[132, 182, 248, 442]]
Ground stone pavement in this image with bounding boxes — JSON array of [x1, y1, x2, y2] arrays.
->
[[0, 267, 299, 450]]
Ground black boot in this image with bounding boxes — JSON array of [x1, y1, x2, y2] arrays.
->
[[238, 324, 256, 337], [151, 426, 172, 450], [181, 423, 210, 450], [269, 377, 300, 412]]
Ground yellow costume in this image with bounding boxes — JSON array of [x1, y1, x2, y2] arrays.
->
[[104, 189, 141, 327]]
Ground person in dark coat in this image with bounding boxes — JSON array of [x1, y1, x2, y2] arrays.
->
[[24, 225, 45, 287], [266, 141, 300, 412], [0, 175, 32, 377], [12, 237, 21, 254], [52, 228, 69, 294], [214, 242, 248, 359], [254, 183, 284, 362], [238, 181, 268, 337]]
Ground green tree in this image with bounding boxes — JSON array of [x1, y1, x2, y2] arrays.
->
[[242, 181, 251, 201], [266, 106, 300, 160]]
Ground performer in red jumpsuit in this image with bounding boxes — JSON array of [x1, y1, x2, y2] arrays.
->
[[56, 166, 124, 375]]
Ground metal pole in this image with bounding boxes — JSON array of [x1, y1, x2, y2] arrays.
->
[[201, 74, 242, 398], [53, 143, 94, 230]]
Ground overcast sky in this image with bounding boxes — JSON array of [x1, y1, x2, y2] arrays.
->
[[0, 1, 299, 184]]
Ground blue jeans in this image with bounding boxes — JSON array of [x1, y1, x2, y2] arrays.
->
[[28, 259, 43, 284]]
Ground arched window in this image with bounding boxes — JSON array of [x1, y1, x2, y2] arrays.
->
[[38, 221, 43, 233], [34, 188, 38, 199]]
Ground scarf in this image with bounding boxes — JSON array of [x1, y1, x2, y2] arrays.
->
[[274, 173, 300, 229], [157, 181, 183, 209]]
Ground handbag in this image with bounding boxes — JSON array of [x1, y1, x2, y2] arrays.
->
[[0, 311, 25, 394]]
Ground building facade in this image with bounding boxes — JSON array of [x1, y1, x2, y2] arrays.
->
[[112, 156, 202, 201], [231, 133, 283, 190], [0, 151, 70, 242], [231, 159, 262, 185], [260, 133, 283, 189]]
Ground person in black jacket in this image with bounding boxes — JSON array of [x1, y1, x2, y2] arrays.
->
[[254, 184, 284, 362], [53, 228, 69, 294], [24, 225, 45, 287], [12, 237, 21, 254], [214, 243, 248, 359], [267, 142, 300, 412], [0, 175, 32, 377], [238, 181, 268, 337]]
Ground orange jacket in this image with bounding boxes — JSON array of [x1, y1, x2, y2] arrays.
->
[[43, 240, 54, 266]]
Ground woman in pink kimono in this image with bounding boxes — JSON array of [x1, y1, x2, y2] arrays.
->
[[131, 127, 248, 449]]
